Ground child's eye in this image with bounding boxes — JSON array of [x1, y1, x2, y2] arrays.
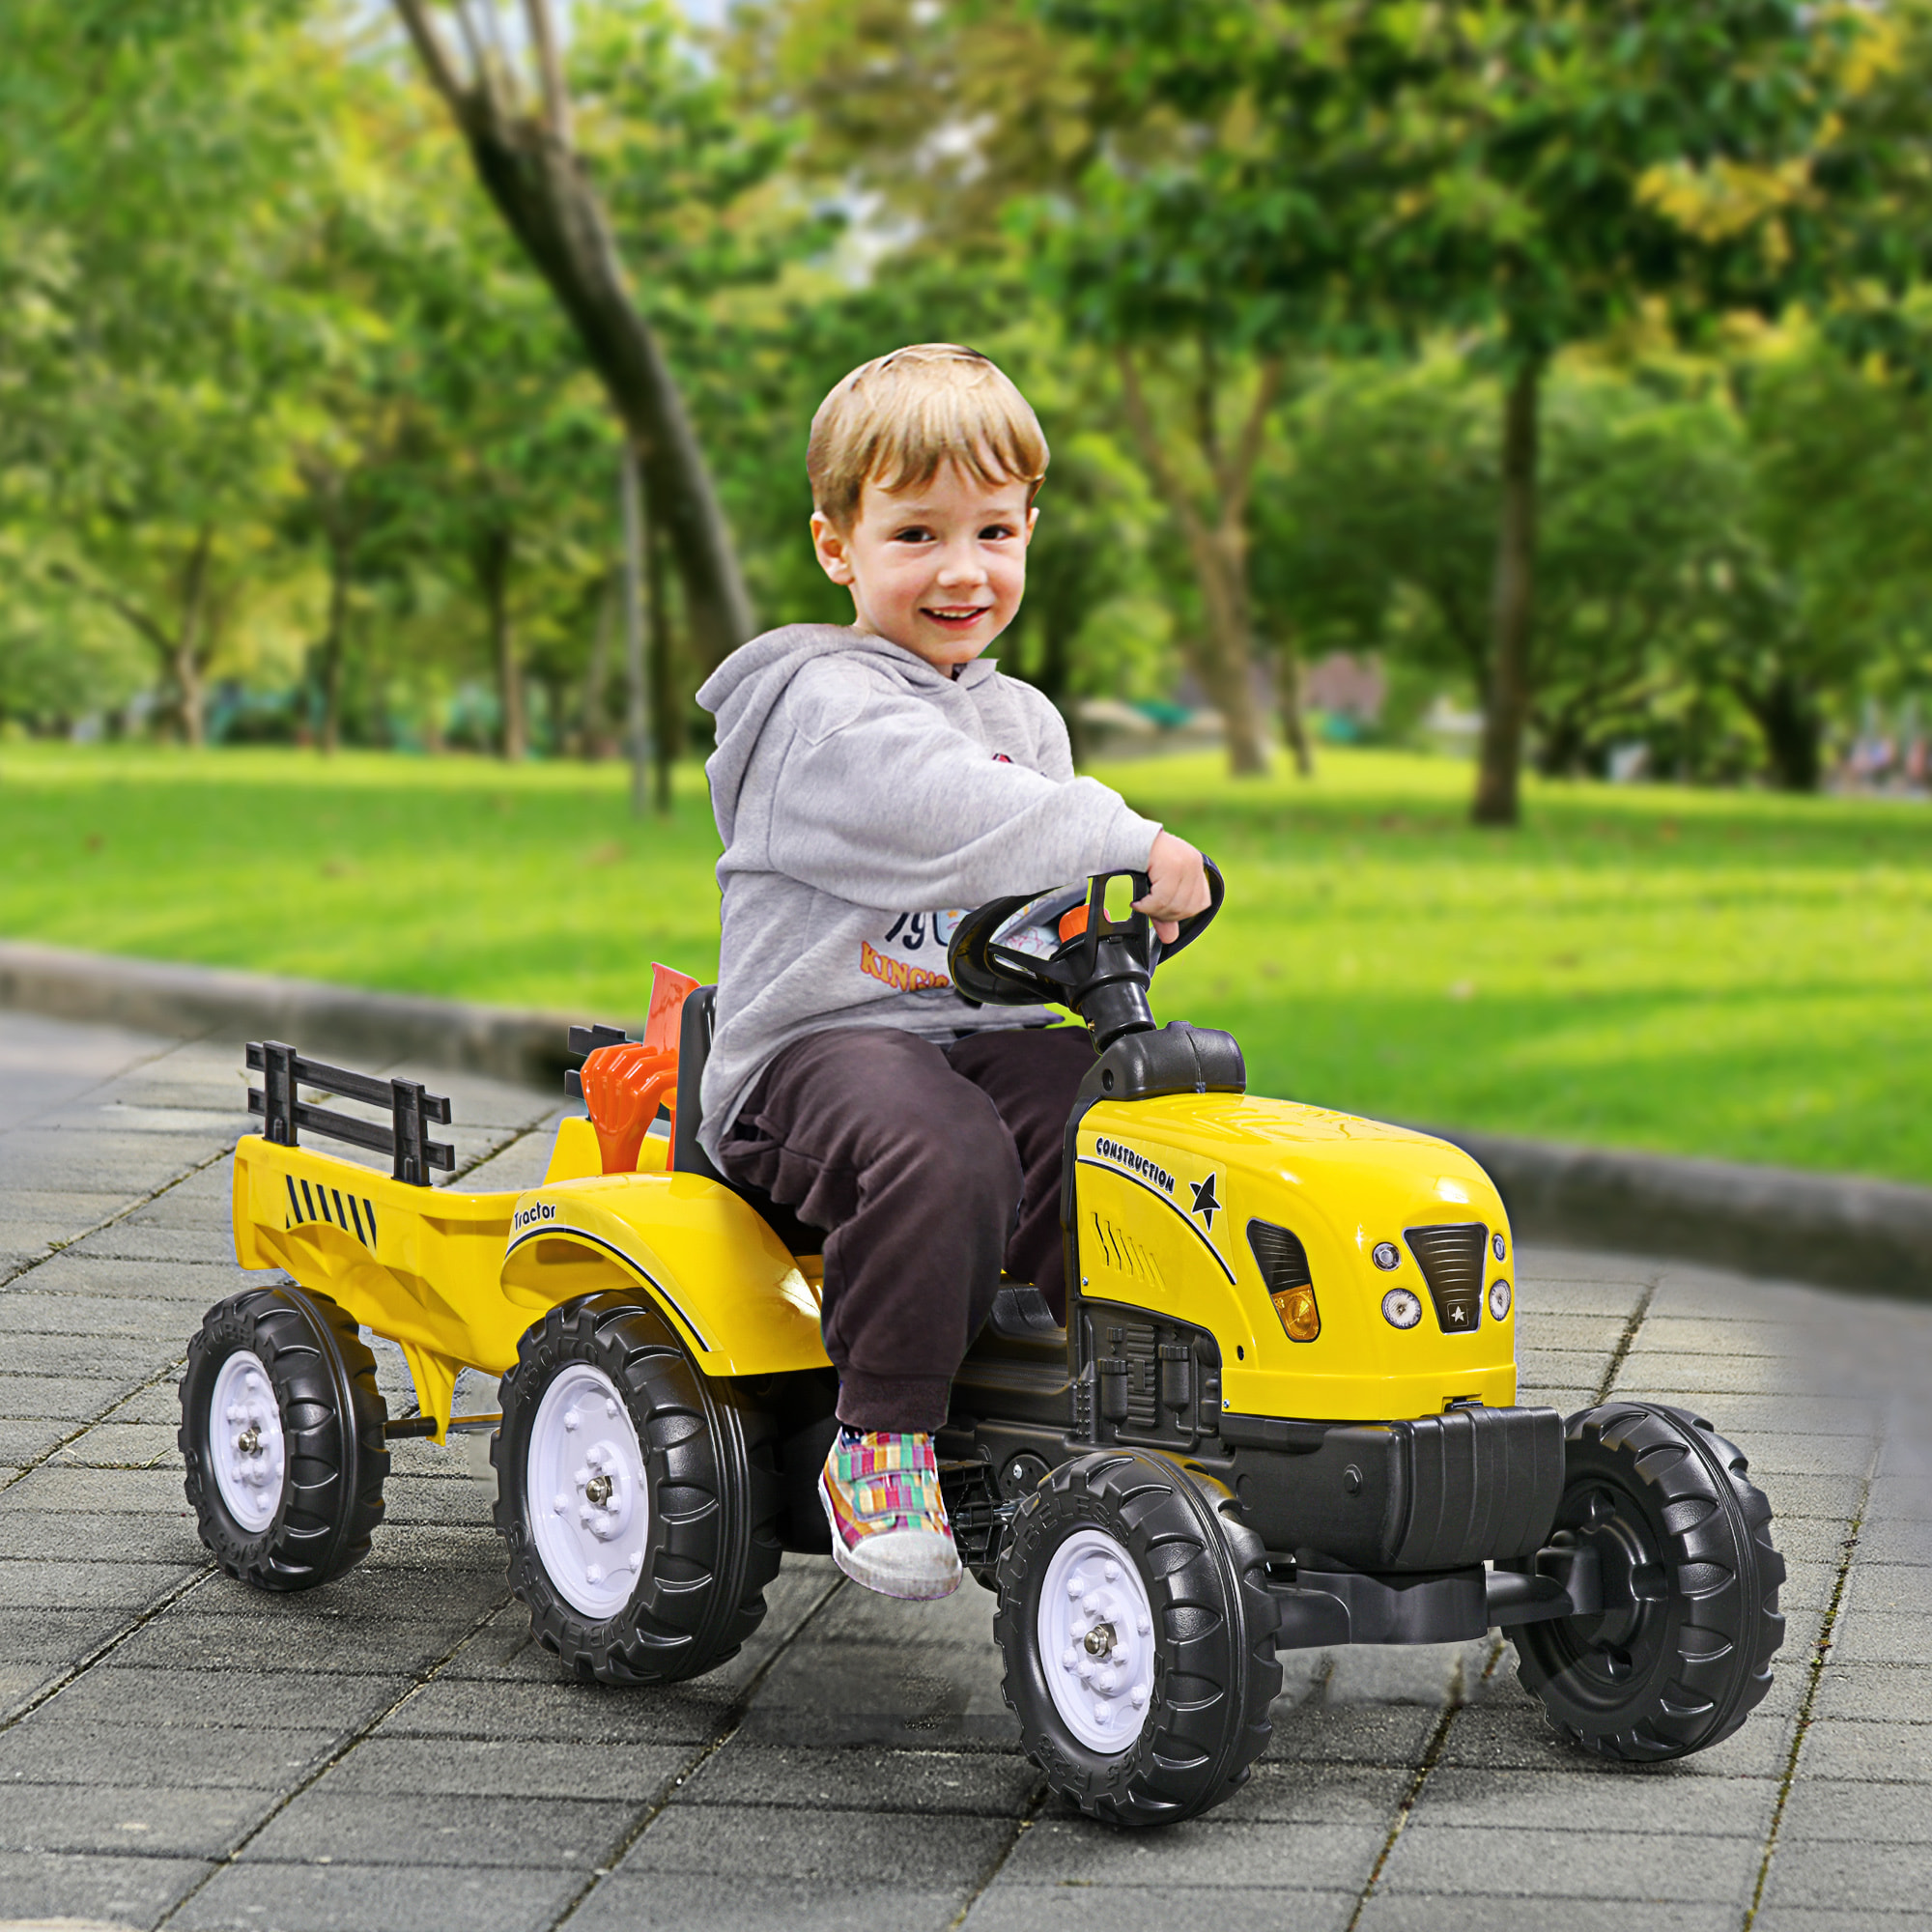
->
[[891, 526, 934, 544], [980, 524, 1017, 540]]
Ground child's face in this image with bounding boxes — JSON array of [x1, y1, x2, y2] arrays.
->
[[810, 460, 1037, 672]]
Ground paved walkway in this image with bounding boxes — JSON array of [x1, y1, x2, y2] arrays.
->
[[0, 1009, 1927, 1932]]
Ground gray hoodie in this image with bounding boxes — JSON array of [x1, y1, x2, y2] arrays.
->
[[694, 624, 1163, 1156]]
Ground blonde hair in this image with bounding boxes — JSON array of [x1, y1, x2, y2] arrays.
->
[[808, 344, 1049, 529]]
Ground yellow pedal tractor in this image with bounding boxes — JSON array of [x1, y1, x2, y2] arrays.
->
[[182, 865, 1785, 1827]]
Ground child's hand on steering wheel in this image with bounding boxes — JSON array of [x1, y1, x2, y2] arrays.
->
[[1135, 831, 1212, 944]]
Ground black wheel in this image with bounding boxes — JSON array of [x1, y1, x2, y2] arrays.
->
[[180, 1284, 389, 1591], [1509, 1401, 1786, 1761], [494, 1293, 784, 1685], [994, 1450, 1281, 1827]]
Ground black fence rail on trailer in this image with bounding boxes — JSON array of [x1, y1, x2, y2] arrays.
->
[[246, 1040, 454, 1185]]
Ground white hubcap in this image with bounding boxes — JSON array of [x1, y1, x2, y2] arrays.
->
[[1038, 1527, 1157, 1753], [210, 1349, 286, 1534], [526, 1364, 648, 1620]]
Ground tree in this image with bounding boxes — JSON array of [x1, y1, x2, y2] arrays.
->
[[1378, 2, 1889, 822], [388, 0, 755, 667]]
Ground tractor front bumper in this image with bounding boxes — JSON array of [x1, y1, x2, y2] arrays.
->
[[1222, 1402, 1567, 1573]]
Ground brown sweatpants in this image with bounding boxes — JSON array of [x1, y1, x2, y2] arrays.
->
[[715, 1024, 1095, 1433]]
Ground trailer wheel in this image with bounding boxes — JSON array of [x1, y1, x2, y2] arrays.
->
[[1508, 1401, 1786, 1761], [180, 1284, 389, 1591], [495, 1293, 783, 1685], [994, 1450, 1281, 1828]]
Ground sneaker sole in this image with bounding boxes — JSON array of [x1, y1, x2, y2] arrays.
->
[[817, 1471, 963, 1602]]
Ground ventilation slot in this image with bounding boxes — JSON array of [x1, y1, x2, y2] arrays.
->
[[1091, 1214, 1163, 1293], [1246, 1219, 1312, 1294], [1405, 1222, 1488, 1334]]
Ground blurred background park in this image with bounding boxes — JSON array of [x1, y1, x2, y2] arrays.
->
[[4, 0, 1932, 1181]]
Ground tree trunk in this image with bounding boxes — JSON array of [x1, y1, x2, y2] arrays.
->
[[1186, 532, 1272, 775], [392, 1, 753, 668], [581, 570, 615, 759], [1742, 672, 1823, 791], [620, 440, 650, 818], [1115, 348, 1278, 779], [172, 527, 215, 750], [319, 529, 351, 755], [647, 505, 676, 814], [478, 527, 524, 760], [1273, 630, 1314, 777], [1035, 612, 1087, 769], [1473, 362, 1541, 827]]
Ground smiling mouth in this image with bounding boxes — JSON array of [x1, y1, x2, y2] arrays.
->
[[923, 606, 989, 626]]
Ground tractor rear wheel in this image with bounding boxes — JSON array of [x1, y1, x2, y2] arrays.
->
[[495, 1293, 783, 1685], [180, 1283, 389, 1591], [1508, 1401, 1786, 1761], [994, 1449, 1281, 1827]]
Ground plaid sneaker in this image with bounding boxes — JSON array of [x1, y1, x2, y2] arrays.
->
[[817, 1428, 963, 1600]]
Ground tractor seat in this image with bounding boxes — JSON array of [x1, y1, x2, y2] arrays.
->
[[674, 986, 825, 1258]]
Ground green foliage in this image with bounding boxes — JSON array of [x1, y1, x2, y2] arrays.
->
[[6, 740, 1931, 1181]]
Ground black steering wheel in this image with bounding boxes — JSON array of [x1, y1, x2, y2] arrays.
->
[[946, 859, 1225, 1049]]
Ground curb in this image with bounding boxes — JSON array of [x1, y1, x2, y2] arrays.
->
[[0, 940, 596, 1092], [2, 939, 1925, 1299]]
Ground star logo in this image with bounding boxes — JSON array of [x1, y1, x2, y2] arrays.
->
[[1189, 1173, 1221, 1231]]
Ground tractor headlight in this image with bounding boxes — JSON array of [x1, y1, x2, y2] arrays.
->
[[1492, 1232, 1507, 1262], [1271, 1284, 1321, 1343], [1381, 1288, 1423, 1330], [1488, 1277, 1512, 1321], [1372, 1241, 1401, 1270]]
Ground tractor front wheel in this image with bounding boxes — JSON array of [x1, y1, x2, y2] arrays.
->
[[1508, 1401, 1786, 1761], [994, 1449, 1281, 1827]]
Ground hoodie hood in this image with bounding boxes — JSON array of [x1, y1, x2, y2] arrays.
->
[[698, 625, 997, 847]]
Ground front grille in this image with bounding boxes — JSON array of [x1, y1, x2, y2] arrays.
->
[[1247, 1219, 1313, 1294], [1405, 1222, 1487, 1334]]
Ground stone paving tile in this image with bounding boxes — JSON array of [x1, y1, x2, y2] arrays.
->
[[0, 1555, 202, 1609], [1796, 1718, 1932, 1780], [64, 1657, 409, 1726], [108, 1606, 492, 1679], [0, 1778, 275, 1859], [678, 1742, 1041, 1817], [20, 1250, 259, 1304], [573, 1872, 974, 1932], [381, 1675, 735, 1748], [1378, 1821, 1763, 1904], [49, 1420, 186, 1468], [1417, 1765, 1779, 1835], [0, 1718, 342, 1790], [7, 1510, 203, 1565], [0, 1848, 213, 1925], [1357, 1900, 1741, 1932], [240, 1788, 634, 1871], [321, 1734, 688, 1802], [1758, 1837, 1932, 1912], [1778, 1775, 1932, 1841], [1808, 1662, 1932, 1723], [995, 1812, 1384, 1889], [0, 1463, 203, 1516], [618, 1802, 1014, 1882], [968, 1886, 1358, 1932], [171, 1861, 580, 1932]]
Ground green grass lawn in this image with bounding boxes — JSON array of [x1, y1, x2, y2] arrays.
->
[[3, 741, 1927, 1182]]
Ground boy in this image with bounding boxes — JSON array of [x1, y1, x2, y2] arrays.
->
[[695, 344, 1209, 1600]]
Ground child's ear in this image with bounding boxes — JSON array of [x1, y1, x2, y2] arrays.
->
[[811, 511, 855, 585], [1024, 503, 1039, 546]]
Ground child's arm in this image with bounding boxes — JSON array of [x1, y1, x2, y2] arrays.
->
[[763, 666, 1160, 910]]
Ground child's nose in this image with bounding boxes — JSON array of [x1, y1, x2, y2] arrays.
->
[[936, 544, 988, 584]]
